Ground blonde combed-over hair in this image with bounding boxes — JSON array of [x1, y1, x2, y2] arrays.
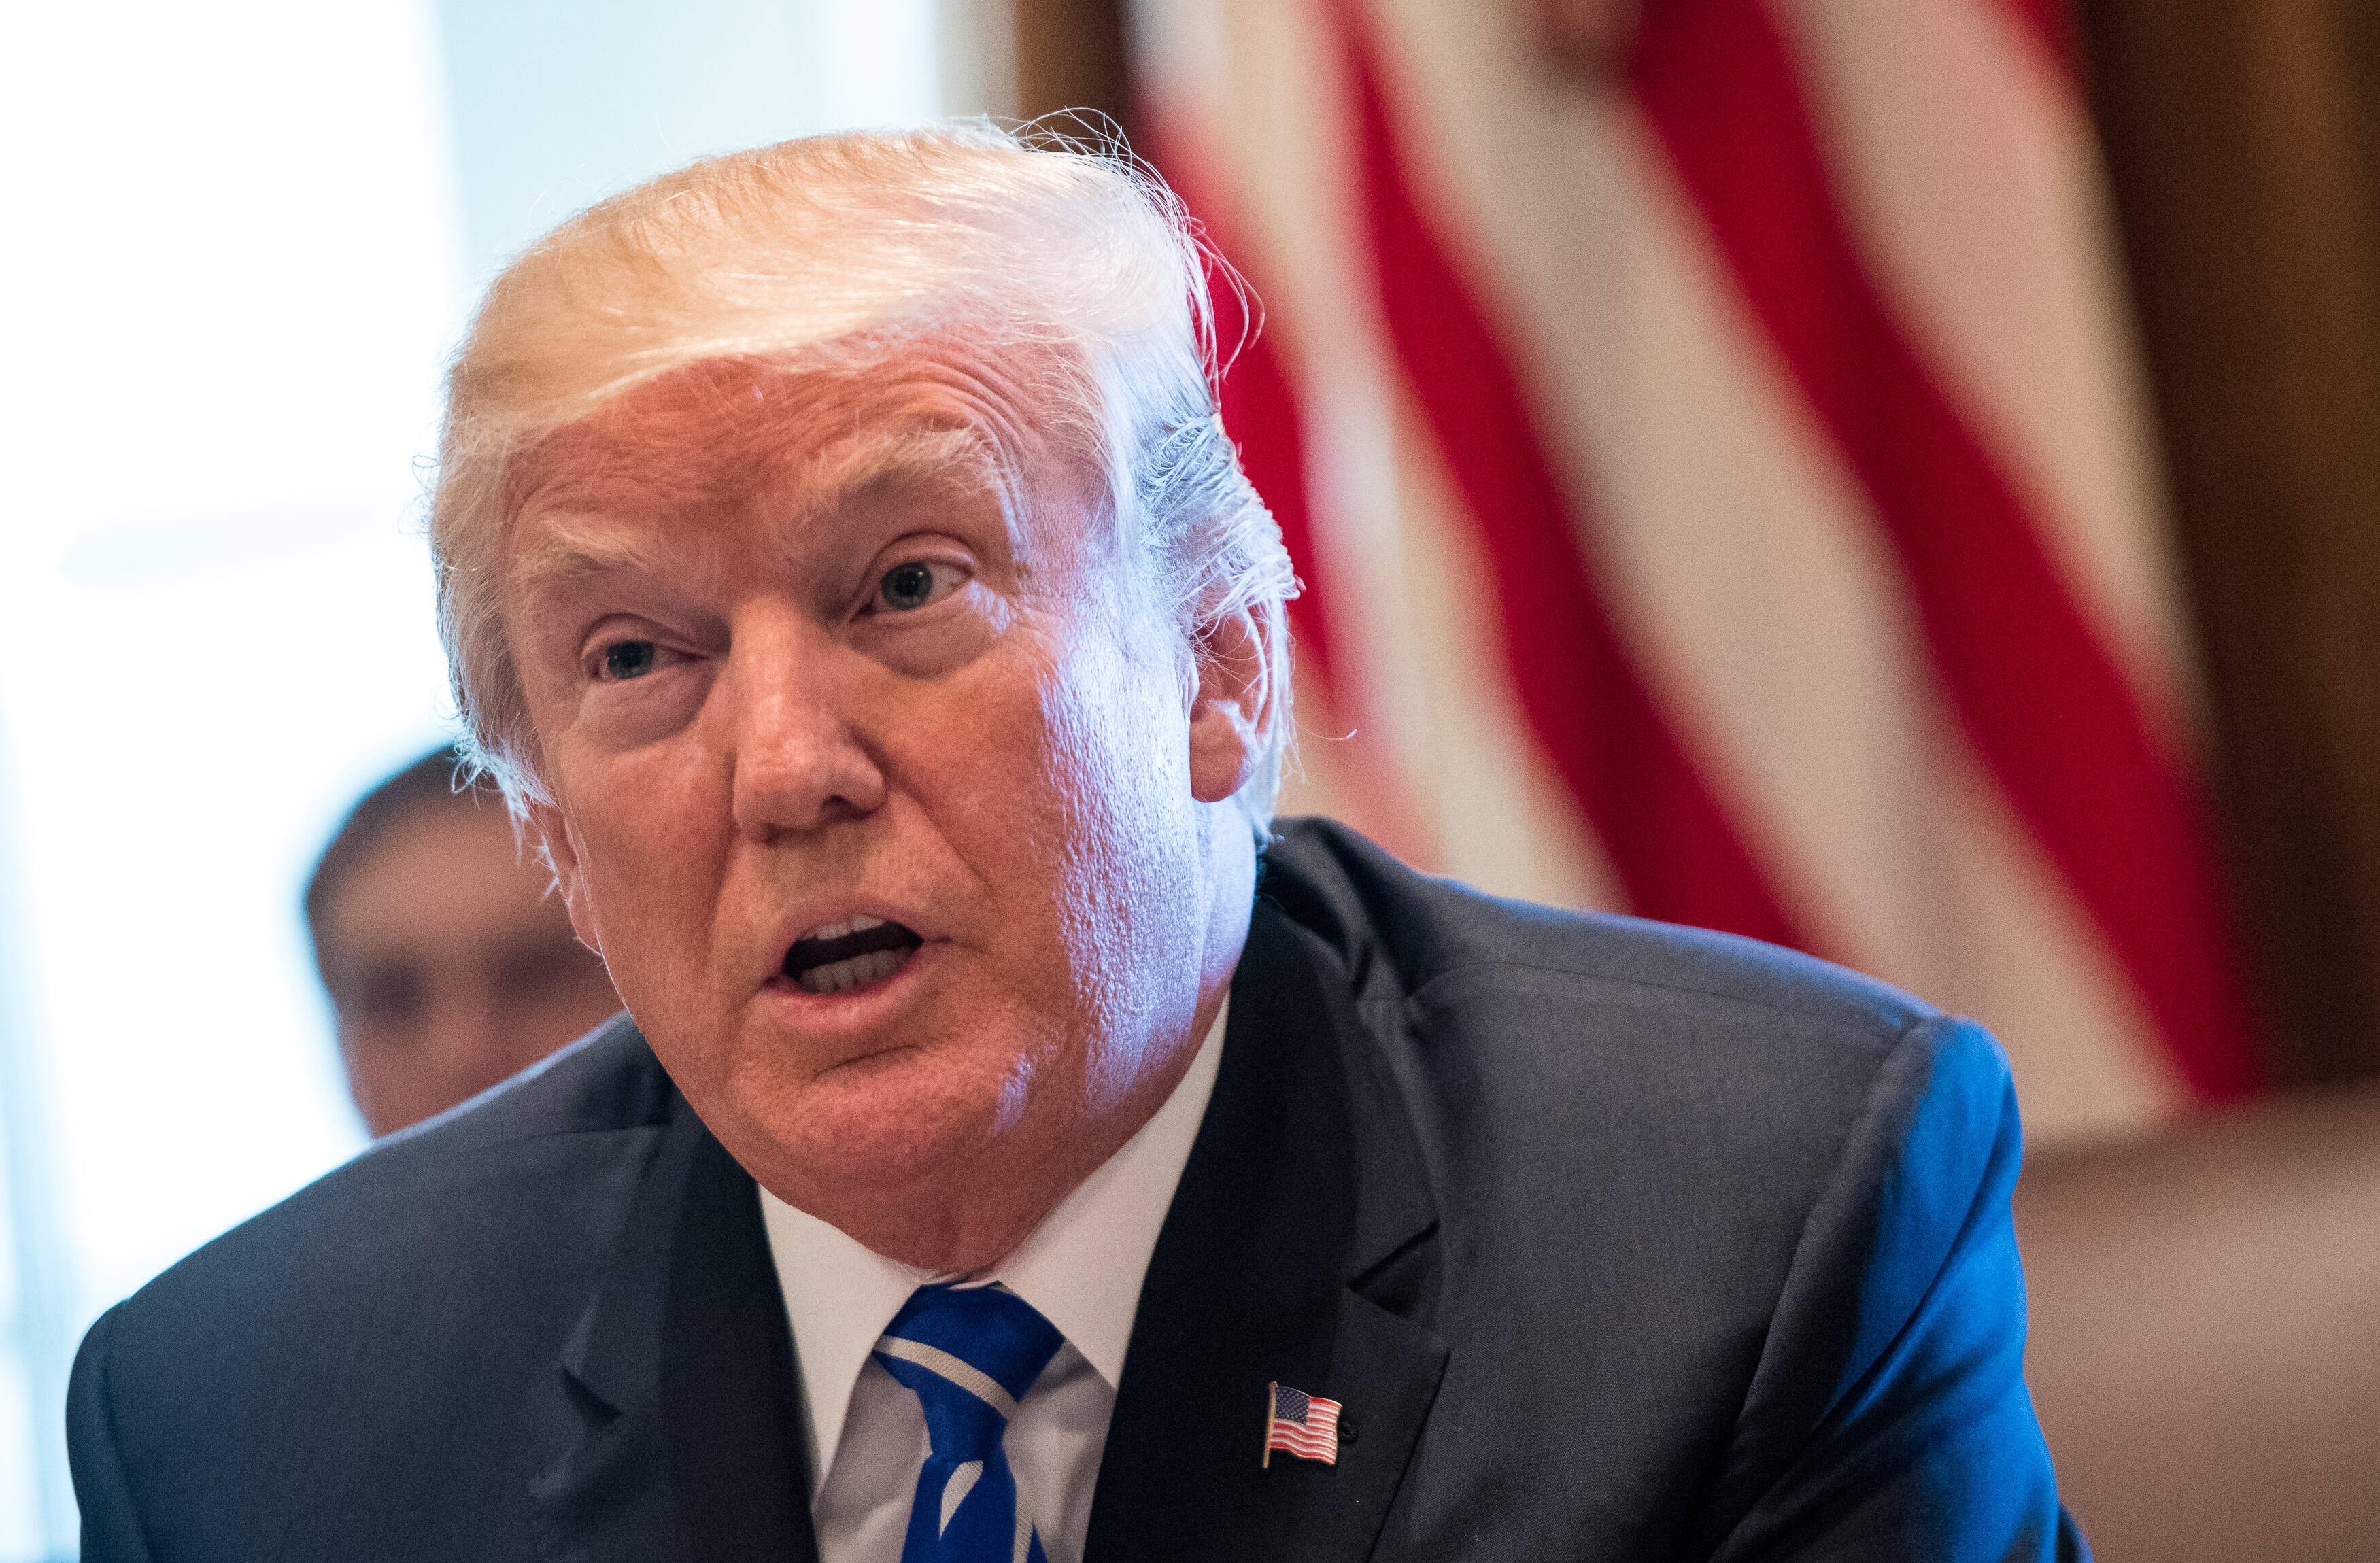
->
[[430, 122, 1297, 840]]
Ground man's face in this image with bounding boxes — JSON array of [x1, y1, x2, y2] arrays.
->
[[324, 801, 623, 1138], [504, 351, 1246, 1246]]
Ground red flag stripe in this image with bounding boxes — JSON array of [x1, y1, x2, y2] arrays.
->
[[1988, 0, 2079, 78], [1208, 252, 1338, 685], [1630, 0, 2258, 1097], [1338, 5, 1801, 946]]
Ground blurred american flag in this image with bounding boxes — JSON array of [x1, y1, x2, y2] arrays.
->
[[1133, 0, 2260, 1142]]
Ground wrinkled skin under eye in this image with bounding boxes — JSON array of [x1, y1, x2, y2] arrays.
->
[[878, 561, 936, 612], [604, 641, 659, 680]]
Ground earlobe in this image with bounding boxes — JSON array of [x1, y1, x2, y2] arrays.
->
[[528, 803, 602, 955], [1187, 602, 1278, 805]]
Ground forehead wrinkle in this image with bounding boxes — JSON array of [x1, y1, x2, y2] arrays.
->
[[506, 359, 817, 532], [505, 354, 1082, 619], [772, 425, 1007, 537], [509, 428, 1008, 615], [753, 426, 1021, 594]]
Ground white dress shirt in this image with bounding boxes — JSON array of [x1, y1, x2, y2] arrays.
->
[[760, 999, 1228, 1563]]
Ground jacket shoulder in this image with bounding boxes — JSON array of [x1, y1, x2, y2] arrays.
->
[[1261, 814, 1937, 1044], [101, 1014, 673, 1357], [73, 1017, 683, 1557], [1259, 817, 1992, 1300], [1258, 823, 2047, 1558]]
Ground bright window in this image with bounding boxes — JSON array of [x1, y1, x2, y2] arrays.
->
[[0, 2, 945, 1553]]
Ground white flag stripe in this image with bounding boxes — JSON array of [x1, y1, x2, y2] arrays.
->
[[1370, 392, 1622, 914], [1924, 744, 2188, 1138], [1776, 0, 2200, 751]]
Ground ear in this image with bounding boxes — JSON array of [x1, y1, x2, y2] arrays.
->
[[528, 802, 602, 956], [1187, 600, 1281, 805]]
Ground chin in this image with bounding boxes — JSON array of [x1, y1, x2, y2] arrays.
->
[[741, 1049, 1015, 1200]]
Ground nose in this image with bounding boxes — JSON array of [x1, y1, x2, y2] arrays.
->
[[724, 608, 889, 840]]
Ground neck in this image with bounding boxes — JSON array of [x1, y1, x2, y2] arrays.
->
[[845, 979, 1231, 1275]]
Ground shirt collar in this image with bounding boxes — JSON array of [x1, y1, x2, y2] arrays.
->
[[760, 996, 1229, 1493]]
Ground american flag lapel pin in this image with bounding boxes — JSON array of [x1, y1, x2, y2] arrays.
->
[[1262, 1380, 1343, 1468]]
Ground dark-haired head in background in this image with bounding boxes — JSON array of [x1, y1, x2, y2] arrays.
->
[[305, 744, 622, 1137]]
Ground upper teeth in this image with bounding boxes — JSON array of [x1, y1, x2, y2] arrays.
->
[[800, 912, 884, 943]]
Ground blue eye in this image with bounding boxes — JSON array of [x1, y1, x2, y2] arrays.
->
[[879, 561, 936, 611], [603, 641, 659, 679]]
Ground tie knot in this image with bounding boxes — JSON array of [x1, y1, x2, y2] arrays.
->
[[873, 1284, 1064, 1464]]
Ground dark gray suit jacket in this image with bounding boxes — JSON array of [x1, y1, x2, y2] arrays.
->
[[69, 817, 2084, 1560]]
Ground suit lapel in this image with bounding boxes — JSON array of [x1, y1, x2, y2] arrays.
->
[[528, 1081, 819, 1563], [524, 904, 1442, 1563], [1085, 901, 1448, 1563]]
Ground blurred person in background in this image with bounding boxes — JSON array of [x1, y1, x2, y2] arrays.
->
[[305, 744, 622, 1136]]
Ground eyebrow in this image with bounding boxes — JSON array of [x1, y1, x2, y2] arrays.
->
[[508, 425, 1007, 602], [509, 521, 656, 602]]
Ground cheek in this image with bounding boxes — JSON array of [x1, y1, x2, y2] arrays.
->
[[562, 754, 734, 999], [1029, 621, 1204, 1087], [990, 613, 1189, 862]]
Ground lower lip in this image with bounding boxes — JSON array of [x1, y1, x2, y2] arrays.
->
[[763, 938, 945, 1023]]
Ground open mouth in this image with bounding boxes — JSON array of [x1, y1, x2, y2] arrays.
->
[[782, 914, 925, 995]]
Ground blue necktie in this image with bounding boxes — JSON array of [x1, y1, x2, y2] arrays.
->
[[872, 1284, 1065, 1563]]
